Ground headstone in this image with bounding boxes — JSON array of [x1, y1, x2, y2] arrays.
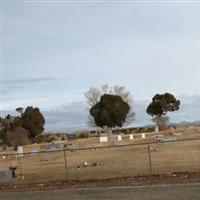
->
[[31, 148, 39, 156], [117, 135, 122, 141], [175, 132, 183, 136], [141, 133, 146, 139], [44, 144, 51, 150], [66, 144, 77, 152], [100, 136, 108, 143], [55, 143, 61, 149], [163, 138, 177, 144], [45, 142, 59, 151], [0, 170, 13, 182], [129, 134, 133, 140], [155, 126, 159, 133], [67, 134, 76, 141], [17, 146, 23, 156], [110, 139, 117, 146]]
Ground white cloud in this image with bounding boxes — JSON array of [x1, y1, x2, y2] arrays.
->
[[2, 3, 200, 110]]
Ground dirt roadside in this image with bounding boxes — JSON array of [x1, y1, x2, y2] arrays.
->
[[0, 171, 200, 192]]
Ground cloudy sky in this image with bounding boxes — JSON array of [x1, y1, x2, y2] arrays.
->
[[1, 1, 200, 131]]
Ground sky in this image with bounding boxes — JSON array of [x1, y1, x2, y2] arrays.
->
[[1, 1, 200, 131]]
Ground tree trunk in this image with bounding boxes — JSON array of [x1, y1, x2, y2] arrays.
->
[[107, 127, 114, 144], [154, 115, 162, 133], [107, 127, 112, 136], [155, 125, 159, 133], [155, 115, 161, 133]]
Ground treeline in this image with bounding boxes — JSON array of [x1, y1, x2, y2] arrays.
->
[[0, 84, 182, 146], [0, 106, 45, 146]]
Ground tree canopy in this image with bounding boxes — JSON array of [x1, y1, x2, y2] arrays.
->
[[146, 93, 180, 117], [90, 94, 130, 129], [0, 106, 45, 145], [85, 84, 134, 127], [22, 106, 45, 138]]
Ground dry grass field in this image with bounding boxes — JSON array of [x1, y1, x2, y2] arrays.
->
[[0, 131, 200, 182]]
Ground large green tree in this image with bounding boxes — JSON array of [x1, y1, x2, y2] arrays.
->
[[90, 94, 130, 136], [146, 93, 180, 131], [0, 106, 45, 145], [22, 106, 45, 138], [0, 115, 14, 144], [85, 84, 135, 127]]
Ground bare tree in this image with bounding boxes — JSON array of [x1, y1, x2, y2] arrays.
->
[[84, 84, 135, 128], [84, 87, 102, 107]]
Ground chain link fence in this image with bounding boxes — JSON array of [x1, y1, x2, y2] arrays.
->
[[0, 138, 200, 182]]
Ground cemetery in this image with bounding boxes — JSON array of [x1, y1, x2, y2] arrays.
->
[[0, 130, 200, 182]]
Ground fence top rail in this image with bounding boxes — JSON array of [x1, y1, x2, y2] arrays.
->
[[1, 137, 200, 156]]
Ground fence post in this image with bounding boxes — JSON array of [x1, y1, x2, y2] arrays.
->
[[63, 149, 68, 179], [17, 153, 22, 178], [147, 144, 153, 175]]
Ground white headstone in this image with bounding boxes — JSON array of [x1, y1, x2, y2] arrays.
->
[[175, 132, 183, 136], [155, 126, 159, 133], [129, 134, 133, 140], [17, 146, 23, 156], [100, 136, 108, 143], [141, 133, 146, 139], [117, 135, 122, 141]]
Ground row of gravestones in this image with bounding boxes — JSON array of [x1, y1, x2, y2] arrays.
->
[[100, 133, 146, 143], [2, 142, 63, 159], [2, 146, 24, 160]]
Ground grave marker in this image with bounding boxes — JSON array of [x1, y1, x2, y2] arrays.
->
[[129, 134, 133, 140], [117, 135, 122, 141], [141, 133, 146, 139], [66, 144, 77, 152], [175, 132, 183, 136], [100, 136, 108, 143], [0, 170, 13, 182], [31, 148, 39, 156], [17, 146, 23, 156], [163, 138, 177, 144]]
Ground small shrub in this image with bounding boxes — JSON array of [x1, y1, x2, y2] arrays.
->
[[77, 132, 89, 139], [7, 127, 31, 146], [34, 134, 45, 143], [45, 136, 55, 143], [164, 127, 175, 136], [61, 136, 65, 141]]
